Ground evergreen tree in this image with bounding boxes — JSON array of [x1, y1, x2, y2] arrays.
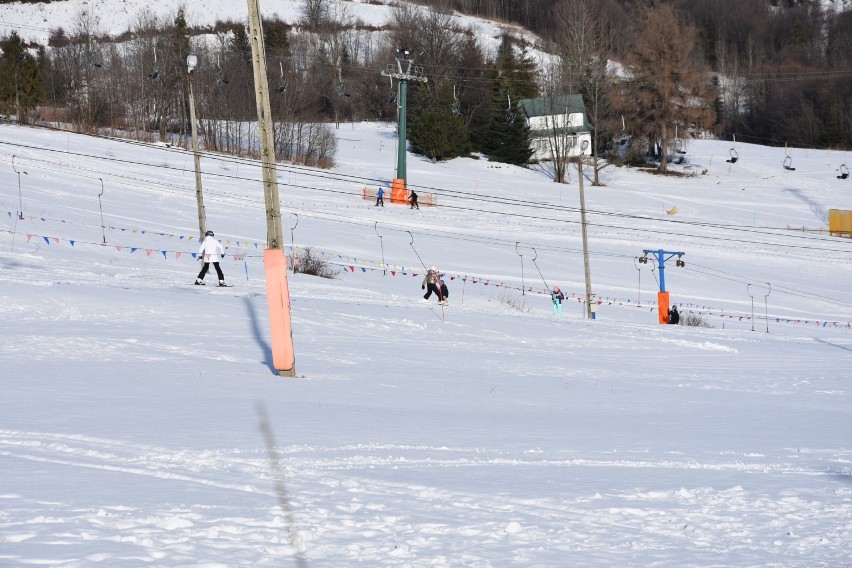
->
[[473, 34, 539, 165], [409, 103, 470, 161], [0, 32, 44, 123], [263, 18, 291, 57]]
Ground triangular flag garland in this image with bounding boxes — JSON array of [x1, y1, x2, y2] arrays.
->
[[10, 227, 850, 329]]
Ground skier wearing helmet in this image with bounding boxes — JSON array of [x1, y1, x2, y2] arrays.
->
[[421, 266, 444, 303], [551, 286, 565, 316], [195, 230, 228, 286]]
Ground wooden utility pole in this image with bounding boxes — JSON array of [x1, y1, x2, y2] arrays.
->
[[186, 55, 207, 240], [577, 142, 594, 319], [247, 0, 296, 377]]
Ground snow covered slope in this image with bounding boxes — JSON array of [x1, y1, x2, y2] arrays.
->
[[1, 121, 851, 566]]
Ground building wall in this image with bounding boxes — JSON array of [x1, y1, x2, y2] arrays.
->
[[529, 132, 592, 161], [528, 112, 585, 131]]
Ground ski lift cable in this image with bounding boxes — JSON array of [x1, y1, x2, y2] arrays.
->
[[515, 242, 525, 295], [4, 135, 851, 252], [7, 136, 849, 253], [375, 222, 386, 275], [529, 247, 550, 292], [408, 230, 426, 270], [2, 133, 842, 251]]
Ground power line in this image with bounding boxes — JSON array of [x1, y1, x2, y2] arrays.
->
[[3, 134, 852, 255]]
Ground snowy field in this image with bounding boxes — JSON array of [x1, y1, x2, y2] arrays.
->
[[1, 120, 851, 566]]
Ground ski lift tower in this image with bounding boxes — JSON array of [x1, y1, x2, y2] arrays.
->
[[640, 249, 685, 324], [381, 49, 427, 204]]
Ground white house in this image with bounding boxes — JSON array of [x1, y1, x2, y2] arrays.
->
[[519, 94, 594, 162]]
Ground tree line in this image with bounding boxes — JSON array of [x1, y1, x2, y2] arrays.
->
[[1, 0, 850, 175], [414, 0, 852, 152]]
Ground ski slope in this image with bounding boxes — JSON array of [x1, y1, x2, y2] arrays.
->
[[1, 121, 851, 566]]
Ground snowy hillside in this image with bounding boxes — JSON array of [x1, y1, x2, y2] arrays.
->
[[0, 0, 528, 56], [1, 120, 851, 566]]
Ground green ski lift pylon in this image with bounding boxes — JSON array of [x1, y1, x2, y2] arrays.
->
[[381, 49, 427, 195]]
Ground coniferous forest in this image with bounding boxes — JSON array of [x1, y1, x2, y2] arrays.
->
[[1, 0, 850, 169]]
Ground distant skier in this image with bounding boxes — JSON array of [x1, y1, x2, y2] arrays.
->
[[195, 230, 228, 286], [668, 305, 680, 324], [551, 286, 564, 316], [440, 279, 449, 304], [375, 186, 384, 207], [421, 266, 443, 303], [409, 190, 419, 210]]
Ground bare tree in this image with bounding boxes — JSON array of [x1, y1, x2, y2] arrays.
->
[[617, 3, 716, 173], [302, 0, 331, 33], [554, 0, 614, 185], [62, 6, 105, 131]]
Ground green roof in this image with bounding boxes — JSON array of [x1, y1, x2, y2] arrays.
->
[[518, 95, 594, 132]]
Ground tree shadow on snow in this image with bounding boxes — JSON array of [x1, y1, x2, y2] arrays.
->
[[243, 296, 276, 374], [783, 187, 828, 223], [814, 338, 852, 353]]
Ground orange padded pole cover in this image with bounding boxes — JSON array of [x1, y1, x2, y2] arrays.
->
[[657, 291, 670, 325], [390, 178, 408, 204], [264, 249, 295, 374]]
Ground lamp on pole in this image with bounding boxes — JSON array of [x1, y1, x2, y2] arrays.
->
[[186, 54, 207, 239], [577, 140, 594, 318], [12, 154, 27, 220]]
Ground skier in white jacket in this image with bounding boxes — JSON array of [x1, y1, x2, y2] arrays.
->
[[195, 230, 227, 286]]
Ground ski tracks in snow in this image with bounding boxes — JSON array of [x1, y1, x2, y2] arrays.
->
[[2, 429, 851, 566]]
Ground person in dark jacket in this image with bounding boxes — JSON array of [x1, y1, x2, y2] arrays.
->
[[421, 266, 443, 302], [668, 305, 680, 324], [409, 190, 419, 210], [440, 279, 449, 303]]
